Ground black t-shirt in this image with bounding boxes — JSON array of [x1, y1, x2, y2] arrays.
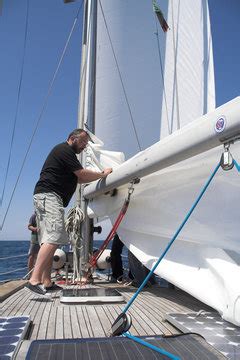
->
[[34, 142, 83, 207]]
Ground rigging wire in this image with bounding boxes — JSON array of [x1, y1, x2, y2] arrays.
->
[[153, 15, 171, 136], [0, 1, 84, 231], [99, 0, 142, 152], [0, 0, 29, 208]]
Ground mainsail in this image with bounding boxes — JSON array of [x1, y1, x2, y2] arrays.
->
[[94, 0, 215, 156], [83, 1, 240, 326]]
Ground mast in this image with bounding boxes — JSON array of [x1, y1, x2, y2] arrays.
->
[[77, 0, 98, 275]]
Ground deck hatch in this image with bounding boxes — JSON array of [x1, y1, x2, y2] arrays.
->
[[60, 287, 124, 303]]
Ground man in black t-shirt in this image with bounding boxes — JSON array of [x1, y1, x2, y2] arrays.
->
[[26, 129, 112, 296]]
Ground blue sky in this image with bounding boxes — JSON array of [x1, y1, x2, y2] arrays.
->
[[0, 0, 239, 240]]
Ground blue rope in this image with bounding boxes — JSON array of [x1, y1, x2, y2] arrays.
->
[[124, 332, 180, 360], [123, 162, 221, 313], [234, 160, 240, 172]]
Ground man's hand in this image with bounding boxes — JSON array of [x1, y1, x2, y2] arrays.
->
[[101, 168, 112, 177], [75, 167, 113, 183]]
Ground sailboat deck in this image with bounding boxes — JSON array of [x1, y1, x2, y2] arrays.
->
[[0, 278, 213, 359]]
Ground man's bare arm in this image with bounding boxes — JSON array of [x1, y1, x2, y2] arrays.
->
[[74, 168, 112, 184], [28, 224, 38, 232]]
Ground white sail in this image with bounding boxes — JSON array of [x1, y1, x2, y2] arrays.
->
[[84, 1, 240, 326], [160, 0, 215, 136], [94, 0, 215, 157]]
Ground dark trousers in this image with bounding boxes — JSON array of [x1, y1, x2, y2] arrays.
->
[[110, 234, 124, 279]]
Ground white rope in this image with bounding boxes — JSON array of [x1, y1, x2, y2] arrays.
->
[[65, 205, 85, 282]]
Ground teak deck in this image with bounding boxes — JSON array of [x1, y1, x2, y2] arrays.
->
[[0, 278, 212, 359]]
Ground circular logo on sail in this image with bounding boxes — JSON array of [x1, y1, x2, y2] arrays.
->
[[215, 116, 226, 133]]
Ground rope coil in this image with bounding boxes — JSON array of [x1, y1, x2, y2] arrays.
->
[[65, 205, 85, 282]]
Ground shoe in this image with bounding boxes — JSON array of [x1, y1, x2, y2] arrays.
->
[[25, 283, 47, 296], [117, 275, 133, 286], [116, 275, 124, 284], [109, 276, 118, 283], [123, 279, 133, 287], [44, 282, 62, 291]]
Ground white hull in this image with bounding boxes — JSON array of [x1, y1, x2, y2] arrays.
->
[[89, 143, 240, 325]]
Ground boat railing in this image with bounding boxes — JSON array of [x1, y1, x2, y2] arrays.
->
[[0, 253, 129, 283], [0, 254, 28, 261]]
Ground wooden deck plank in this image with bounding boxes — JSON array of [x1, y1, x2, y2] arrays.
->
[[129, 298, 164, 335], [76, 306, 91, 338], [0, 291, 21, 316], [63, 305, 73, 339], [94, 306, 112, 337], [115, 289, 173, 335], [85, 306, 106, 337], [9, 290, 32, 317], [46, 303, 57, 339], [0, 280, 27, 302], [55, 305, 64, 339], [30, 298, 49, 339], [81, 305, 94, 337], [69, 305, 81, 338], [22, 294, 44, 338], [132, 292, 178, 335], [37, 301, 53, 339], [100, 305, 118, 336], [15, 340, 32, 360], [1, 289, 29, 317]]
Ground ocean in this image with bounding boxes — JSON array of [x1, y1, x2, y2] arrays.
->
[[0, 240, 128, 283], [0, 241, 29, 282]]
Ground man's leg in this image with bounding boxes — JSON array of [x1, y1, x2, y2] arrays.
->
[[29, 243, 58, 285], [28, 193, 68, 294], [41, 252, 55, 287], [111, 234, 124, 280], [28, 254, 35, 274]]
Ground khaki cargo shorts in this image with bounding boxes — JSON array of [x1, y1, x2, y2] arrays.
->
[[33, 192, 68, 246]]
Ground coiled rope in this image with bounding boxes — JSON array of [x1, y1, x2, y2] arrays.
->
[[65, 205, 85, 282]]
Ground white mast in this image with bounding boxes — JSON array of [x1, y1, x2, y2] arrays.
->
[[76, 0, 98, 273]]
